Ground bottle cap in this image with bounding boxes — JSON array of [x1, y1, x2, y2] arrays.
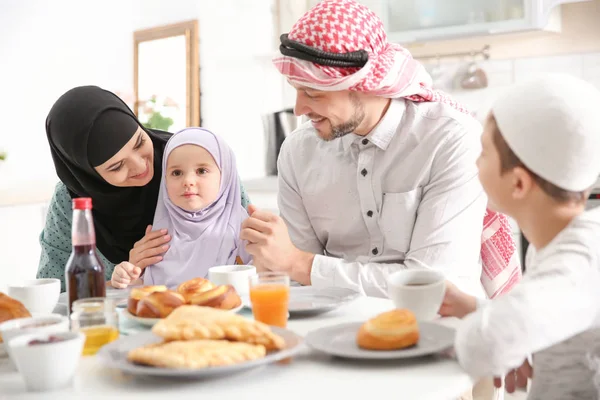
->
[[72, 197, 92, 210]]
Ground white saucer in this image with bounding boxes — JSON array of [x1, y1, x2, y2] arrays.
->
[[305, 321, 455, 360]]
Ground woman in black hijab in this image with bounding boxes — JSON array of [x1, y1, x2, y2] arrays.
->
[[38, 86, 249, 291]]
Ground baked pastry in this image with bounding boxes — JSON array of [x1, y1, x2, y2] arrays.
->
[[127, 339, 266, 369], [136, 290, 185, 319], [188, 285, 241, 310], [127, 285, 168, 315], [152, 305, 285, 351], [0, 293, 31, 343], [356, 309, 419, 350], [176, 278, 215, 302]]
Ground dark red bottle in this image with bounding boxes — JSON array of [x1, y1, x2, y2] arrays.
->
[[65, 197, 106, 314]]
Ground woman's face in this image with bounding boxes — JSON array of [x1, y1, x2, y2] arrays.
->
[[94, 127, 155, 187]]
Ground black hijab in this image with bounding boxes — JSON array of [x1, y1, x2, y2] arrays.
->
[[45, 86, 171, 264]]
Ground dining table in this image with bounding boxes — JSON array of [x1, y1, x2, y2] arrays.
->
[[0, 294, 474, 400]]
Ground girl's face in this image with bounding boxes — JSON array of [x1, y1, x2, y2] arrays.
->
[[93, 127, 155, 187], [165, 144, 221, 212]]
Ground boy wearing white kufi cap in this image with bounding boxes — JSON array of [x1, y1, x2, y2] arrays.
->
[[440, 74, 600, 400]]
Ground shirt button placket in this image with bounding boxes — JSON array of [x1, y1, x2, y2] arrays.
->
[[357, 144, 381, 259]]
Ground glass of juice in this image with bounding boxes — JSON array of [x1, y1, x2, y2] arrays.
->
[[249, 272, 290, 328], [70, 297, 119, 356]]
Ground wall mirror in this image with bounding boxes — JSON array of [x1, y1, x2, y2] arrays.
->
[[134, 20, 200, 132]]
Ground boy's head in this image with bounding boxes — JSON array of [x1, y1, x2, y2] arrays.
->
[[477, 74, 600, 216]]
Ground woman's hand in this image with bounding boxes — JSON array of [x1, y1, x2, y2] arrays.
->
[[438, 280, 477, 318], [111, 262, 142, 289], [128, 225, 170, 269]]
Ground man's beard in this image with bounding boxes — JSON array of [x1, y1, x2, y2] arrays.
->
[[322, 95, 366, 141]]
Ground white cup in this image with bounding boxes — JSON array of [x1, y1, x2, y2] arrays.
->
[[7, 278, 61, 315], [7, 331, 85, 392], [387, 269, 446, 321], [208, 265, 257, 297], [0, 314, 70, 369]]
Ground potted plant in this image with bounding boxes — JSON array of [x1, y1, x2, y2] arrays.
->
[[139, 95, 179, 131]]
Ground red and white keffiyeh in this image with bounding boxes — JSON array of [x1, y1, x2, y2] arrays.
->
[[273, 0, 521, 299]]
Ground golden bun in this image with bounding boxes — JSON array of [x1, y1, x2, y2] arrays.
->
[[136, 291, 186, 319], [356, 309, 419, 350], [127, 285, 168, 316], [0, 293, 31, 343], [188, 285, 242, 310], [176, 278, 215, 302]]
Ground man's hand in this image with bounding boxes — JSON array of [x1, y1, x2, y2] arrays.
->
[[438, 280, 477, 318], [240, 205, 314, 284], [494, 359, 532, 393]]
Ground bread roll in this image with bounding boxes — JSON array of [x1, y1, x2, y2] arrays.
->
[[0, 293, 31, 343], [176, 278, 215, 302], [356, 309, 419, 350], [127, 285, 168, 316], [136, 290, 185, 319], [188, 285, 242, 310]]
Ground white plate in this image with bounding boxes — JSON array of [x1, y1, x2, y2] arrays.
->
[[305, 321, 455, 359], [121, 304, 244, 327], [243, 286, 360, 317], [288, 287, 359, 316], [97, 328, 303, 378]]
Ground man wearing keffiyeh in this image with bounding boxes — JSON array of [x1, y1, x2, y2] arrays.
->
[[242, 0, 520, 310]]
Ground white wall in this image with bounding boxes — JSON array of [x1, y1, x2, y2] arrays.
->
[[0, 0, 284, 284], [0, 0, 283, 190]]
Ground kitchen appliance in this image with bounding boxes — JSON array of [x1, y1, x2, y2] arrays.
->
[[262, 109, 301, 176]]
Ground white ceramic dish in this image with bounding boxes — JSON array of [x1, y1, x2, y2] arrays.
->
[[121, 304, 244, 327], [305, 321, 455, 360], [97, 327, 303, 378], [7, 331, 85, 392], [7, 278, 61, 315], [386, 269, 446, 321], [208, 265, 256, 297], [0, 314, 70, 366]]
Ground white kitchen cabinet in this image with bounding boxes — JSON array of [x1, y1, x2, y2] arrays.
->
[[0, 203, 48, 289], [363, 0, 590, 44], [277, 0, 591, 45]]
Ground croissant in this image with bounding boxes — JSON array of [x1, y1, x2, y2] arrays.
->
[[176, 278, 215, 302], [136, 290, 185, 319], [0, 293, 31, 343], [128, 285, 168, 316], [356, 309, 419, 350], [188, 285, 242, 310]]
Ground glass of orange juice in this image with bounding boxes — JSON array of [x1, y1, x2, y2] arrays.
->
[[70, 298, 119, 355], [249, 272, 290, 328]]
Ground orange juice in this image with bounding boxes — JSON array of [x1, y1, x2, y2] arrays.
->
[[80, 325, 119, 355], [249, 283, 290, 327]]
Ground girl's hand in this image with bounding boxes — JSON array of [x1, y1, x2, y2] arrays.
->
[[111, 262, 141, 289]]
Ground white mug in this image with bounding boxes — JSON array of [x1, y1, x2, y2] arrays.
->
[[386, 269, 446, 321], [7, 278, 61, 315], [208, 265, 257, 297]]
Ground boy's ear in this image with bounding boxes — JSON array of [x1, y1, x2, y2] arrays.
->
[[511, 166, 534, 200]]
